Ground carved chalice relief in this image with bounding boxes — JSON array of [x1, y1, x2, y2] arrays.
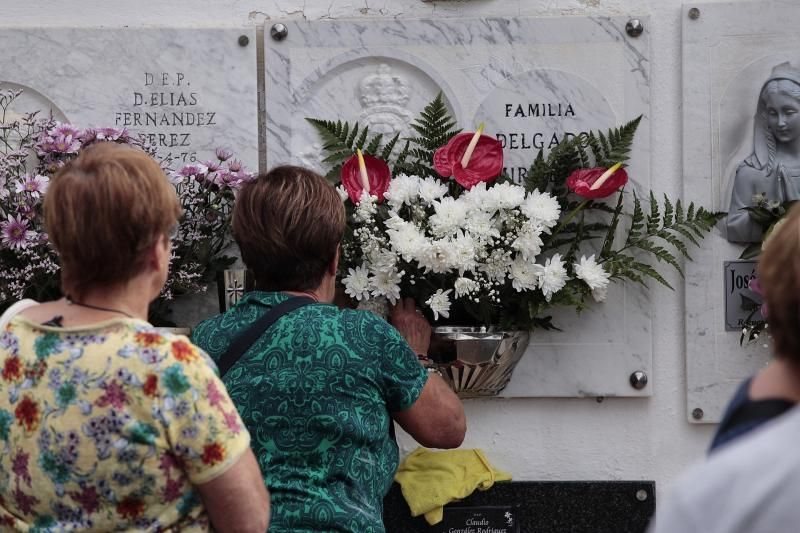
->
[[357, 64, 413, 138]]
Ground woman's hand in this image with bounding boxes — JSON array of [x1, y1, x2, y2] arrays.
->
[[390, 297, 432, 356]]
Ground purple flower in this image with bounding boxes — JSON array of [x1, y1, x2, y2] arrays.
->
[[51, 123, 81, 138], [178, 164, 209, 178], [748, 278, 768, 318], [15, 174, 49, 198], [203, 160, 221, 172], [215, 148, 233, 162], [39, 123, 82, 154], [16, 202, 36, 220], [80, 128, 100, 143], [227, 159, 243, 172], [1, 215, 36, 250], [96, 127, 129, 141]]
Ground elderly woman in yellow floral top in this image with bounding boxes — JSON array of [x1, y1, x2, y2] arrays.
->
[[0, 143, 269, 531]]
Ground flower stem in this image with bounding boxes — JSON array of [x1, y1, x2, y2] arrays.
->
[[549, 199, 590, 241]]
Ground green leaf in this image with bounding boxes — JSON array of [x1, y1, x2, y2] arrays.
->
[[601, 190, 625, 259], [663, 194, 674, 226], [365, 133, 383, 155], [626, 192, 645, 244], [647, 191, 660, 233], [739, 243, 762, 260], [675, 199, 685, 224], [380, 133, 400, 161]]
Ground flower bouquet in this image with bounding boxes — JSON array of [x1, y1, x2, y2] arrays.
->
[[0, 86, 253, 325], [735, 194, 790, 344], [309, 94, 722, 332]]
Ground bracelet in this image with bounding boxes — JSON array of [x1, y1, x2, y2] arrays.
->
[[424, 364, 443, 377]]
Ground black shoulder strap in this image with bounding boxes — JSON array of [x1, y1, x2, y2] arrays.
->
[[218, 296, 315, 377]]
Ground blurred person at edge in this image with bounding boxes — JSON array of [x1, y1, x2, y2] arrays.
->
[[192, 165, 466, 533], [0, 143, 269, 531], [651, 203, 800, 533]]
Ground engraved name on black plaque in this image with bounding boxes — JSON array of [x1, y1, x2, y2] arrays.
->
[[438, 506, 519, 533]]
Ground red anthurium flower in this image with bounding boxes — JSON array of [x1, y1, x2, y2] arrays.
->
[[566, 164, 628, 199], [433, 132, 503, 190], [341, 152, 391, 203]]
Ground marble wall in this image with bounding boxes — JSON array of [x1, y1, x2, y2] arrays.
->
[[682, 1, 800, 422]]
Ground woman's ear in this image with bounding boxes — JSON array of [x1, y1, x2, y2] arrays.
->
[[328, 245, 340, 276], [148, 234, 170, 272]]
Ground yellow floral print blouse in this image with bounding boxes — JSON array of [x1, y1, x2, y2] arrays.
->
[[0, 316, 250, 531]]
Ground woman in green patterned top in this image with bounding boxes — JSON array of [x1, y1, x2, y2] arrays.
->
[[192, 165, 466, 533]]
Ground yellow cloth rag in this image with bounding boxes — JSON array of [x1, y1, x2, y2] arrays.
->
[[394, 447, 512, 525]]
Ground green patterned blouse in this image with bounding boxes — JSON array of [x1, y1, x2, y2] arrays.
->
[[191, 291, 428, 533]]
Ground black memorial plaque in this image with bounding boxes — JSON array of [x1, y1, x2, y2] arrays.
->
[[438, 505, 519, 533], [383, 480, 655, 533]]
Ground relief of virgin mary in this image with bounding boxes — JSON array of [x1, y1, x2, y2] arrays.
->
[[727, 62, 800, 242]]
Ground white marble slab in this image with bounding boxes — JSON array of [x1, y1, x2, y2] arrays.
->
[[265, 16, 652, 397], [0, 28, 258, 171], [681, 1, 800, 422], [0, 28, 259, 327]]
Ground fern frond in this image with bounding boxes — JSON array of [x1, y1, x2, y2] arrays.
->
[[600, 191, 625, 259], [626, 193, 645, 244], [365, 133, 383, 154], [663, 195, 674, 226], [647, 191, 660, 233], [380, 133, 400, 161]]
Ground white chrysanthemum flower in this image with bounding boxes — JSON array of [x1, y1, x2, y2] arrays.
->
[[512, 221, 544, 261], [461, 182, 489, 208], [417, 177, 448, 205], [450, 231, 479, 274], [426, 289, 452, 320], [416, 239, 453, 274], [484, 182, 526, 211], [354, 192, 378, 222], [336, 185, 349, 202], [387, 225, 431, 263], [357, 296, 390, 318], [574, 255, 611, 302], [463, 209, 500, 242], [537, 253, 569, 302], [370, 267, 403, 304], [522, 189, 561, 229], [342, 266, 371, 301], [383, 173, 419, 209], [454, 277, 479, 298], [430, 197, 470, 237], [384, 210, 406, 231], [509, 257, 540, 292], [366, 248, 397, 273], [479, 249, 513, 282]]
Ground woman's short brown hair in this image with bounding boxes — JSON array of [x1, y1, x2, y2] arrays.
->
[[233, 165, 345, 292], [44, 142, 181, 297], [759, 203, 800, 361]]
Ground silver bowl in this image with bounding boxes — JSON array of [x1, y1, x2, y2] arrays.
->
[[430, 326, 530, 397]]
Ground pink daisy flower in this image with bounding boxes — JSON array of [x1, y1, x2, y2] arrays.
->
[[1, 215, 35, 250]]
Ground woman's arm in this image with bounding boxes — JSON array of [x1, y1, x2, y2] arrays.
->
[[196, 448, 270, 533], [390, 298, 466, 448], [393, 374, 466, 448]]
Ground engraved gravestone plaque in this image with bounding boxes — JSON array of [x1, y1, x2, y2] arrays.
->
[[0, 27, 259, 327], [723, 261, 762, 331], [0, 28, 258, 170], [265, 16, 651, 397]]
